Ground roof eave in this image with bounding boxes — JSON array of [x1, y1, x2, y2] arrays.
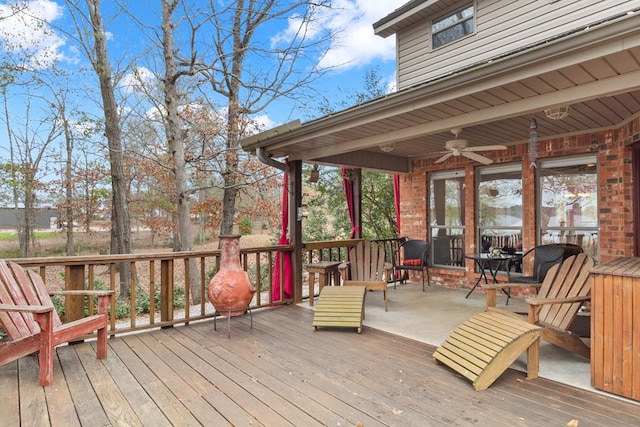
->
[[241, 12, 640, 155], [373, 0, 435, 38]]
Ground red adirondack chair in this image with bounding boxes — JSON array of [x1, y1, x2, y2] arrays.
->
[[0, 260, 113, 386]]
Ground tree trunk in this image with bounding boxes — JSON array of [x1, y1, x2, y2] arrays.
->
[[86, 0, 133, 298], [219, 5, 245, 237], [22, 184, 36, 257], [162, 0, 201, 304], [63, 110, 75, 255]]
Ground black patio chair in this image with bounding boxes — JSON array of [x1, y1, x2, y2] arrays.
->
[[392, 239, 430, 291], [507, 243, 583, 284]]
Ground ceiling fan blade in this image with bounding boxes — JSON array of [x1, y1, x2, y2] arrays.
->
[[465, 145, 507, 152], [462, 151, 493, 165], [434, 152, 453, 164]]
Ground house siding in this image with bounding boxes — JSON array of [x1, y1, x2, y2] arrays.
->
[[399, 117, 638, 295], [396, 0, 639, 90]]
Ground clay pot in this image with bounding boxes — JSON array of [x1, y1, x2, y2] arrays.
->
[[208, 235, 255, 316]]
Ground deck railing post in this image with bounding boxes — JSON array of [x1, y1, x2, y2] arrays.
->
[[65, 264, 86, 322], [160, 259, 174, 324]]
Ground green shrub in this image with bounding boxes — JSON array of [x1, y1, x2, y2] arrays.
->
[[173, 286, 186, 309], [135, 288, 153, 314], [51, 295, 65, 318], [51, 280, 186, 321], [238, 216, 252, 235]]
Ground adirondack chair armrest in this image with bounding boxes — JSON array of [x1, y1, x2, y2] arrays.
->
[[485, 282, 542, 290], [47, 290, 113, 316], [0, 303, 53, 314], [525, 295, 590, 306], [383, 262, 393, 282], [49, 290, 114, 297], [338, 262, 349, 281], [485, 282, 541, 308]]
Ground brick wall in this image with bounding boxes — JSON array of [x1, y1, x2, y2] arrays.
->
[[399, 118, 638, 295]]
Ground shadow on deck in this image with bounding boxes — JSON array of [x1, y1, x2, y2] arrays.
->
[[2, 300, 639, 426]]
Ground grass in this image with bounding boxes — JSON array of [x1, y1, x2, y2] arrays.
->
[[0, 231, 61, 240], [0, 230, 112, 258]]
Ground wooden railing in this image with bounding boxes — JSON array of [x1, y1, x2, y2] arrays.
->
[[13, 245, 294, 336], [303, 237, 404, 265], [11, 238, 404, 337]]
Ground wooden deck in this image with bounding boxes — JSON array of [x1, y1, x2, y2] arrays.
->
[[2, 305, 639, 427]]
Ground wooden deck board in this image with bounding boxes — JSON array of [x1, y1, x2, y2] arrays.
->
[[107, 338, 202, 426], [44, 354, 81, 427], [2, 305, 640, 426], [95, 341, 172, 427], [121, 333, 230, 426], [177, 326, 368, 426], [56, 346, 110, 426], [74, 344, 143, 427], [18, 356, 50, 427], [0, 356, 20, 426]]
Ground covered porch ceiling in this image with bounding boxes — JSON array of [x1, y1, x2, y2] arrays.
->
[[242, 11, 640, 173]]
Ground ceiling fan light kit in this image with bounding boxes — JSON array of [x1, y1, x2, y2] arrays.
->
[[544, 106, 571, 120], [380, 142, 395, 152], [434, 128, 507, 165]]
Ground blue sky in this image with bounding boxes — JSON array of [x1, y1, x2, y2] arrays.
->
[[0, 0, 408, 155]]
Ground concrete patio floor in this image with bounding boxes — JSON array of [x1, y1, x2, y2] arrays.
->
[[302, 282, 598, 395]]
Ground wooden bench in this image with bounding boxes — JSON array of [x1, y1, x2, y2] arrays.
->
[[312, 286, 367, 333], [433, 310, 541, 391]]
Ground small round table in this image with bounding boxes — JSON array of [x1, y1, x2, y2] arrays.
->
[[464, 253, 513, 303], [307, 261, 342, 306]]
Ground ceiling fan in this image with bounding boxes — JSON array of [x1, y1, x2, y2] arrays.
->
[[434, 128, 507, 165]]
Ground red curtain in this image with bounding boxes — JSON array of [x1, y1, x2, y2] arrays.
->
[[393, 174, 401, 234], [272, 167, 292, 301], [342, 168, 359, 238]]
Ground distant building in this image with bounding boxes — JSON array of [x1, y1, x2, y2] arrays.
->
[[0, 207, 59, 230]]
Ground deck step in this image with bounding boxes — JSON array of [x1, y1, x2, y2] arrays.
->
[[434, 310, 541, 391], [312, 286, 367, 333]]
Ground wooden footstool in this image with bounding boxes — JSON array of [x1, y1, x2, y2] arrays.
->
[[434, 310, 541, 391], [312, 286, 367, 333]]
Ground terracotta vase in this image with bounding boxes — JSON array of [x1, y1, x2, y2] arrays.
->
[[208, 235, 255, 316]]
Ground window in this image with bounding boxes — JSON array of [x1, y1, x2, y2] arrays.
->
[[538, 156, 598, 260], [477, 165, 523, 255], [429, 170, 465, 267], [432, 3, 475, 49]]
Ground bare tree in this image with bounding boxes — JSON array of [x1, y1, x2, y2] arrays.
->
[[159, 0, 203, 302], [57, 93, 75, 255], [64, 0, 133, 297], [0, 88, 61, 256], [198, 0, 335, 236]]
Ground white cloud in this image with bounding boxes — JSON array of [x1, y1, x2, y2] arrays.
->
[[120, 67, 156, 94], [252, 114, 277, 132], [385, 70, 397, 94], [0, 0, 65, 69], [276, 0, 408, 71]]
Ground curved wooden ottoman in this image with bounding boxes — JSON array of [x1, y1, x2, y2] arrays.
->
[[433, 310, 541, 391], [312, 286, 367, 333]]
